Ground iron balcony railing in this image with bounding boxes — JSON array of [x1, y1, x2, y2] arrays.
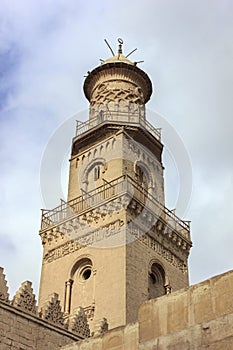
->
[[75, 110, 161, 141], [41, 175, 190, 239]]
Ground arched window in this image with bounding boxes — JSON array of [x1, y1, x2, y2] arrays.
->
[[135, 162, 150, 192], [81, 157, 105, 192], [70, 258, 93, 282], [137, 165, 144, 186], [64, 258, 93, 315], [148, 262, 166, 300]]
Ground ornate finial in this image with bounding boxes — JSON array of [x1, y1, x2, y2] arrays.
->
[[104, 39, 115, 56], [118, 38, 123, 56]]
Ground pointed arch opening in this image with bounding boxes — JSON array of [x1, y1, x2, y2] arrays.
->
[[81, 157, 106, 192], [134, 161, 154, 192], [64, 257, 94, 316], [148, 261, 166, 300]]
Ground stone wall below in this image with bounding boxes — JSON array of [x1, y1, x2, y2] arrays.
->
[[61, 269, 233, 349], [0, 300, 82, 350]]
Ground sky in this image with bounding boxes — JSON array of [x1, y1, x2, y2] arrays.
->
[[0, 0, 233, 298]]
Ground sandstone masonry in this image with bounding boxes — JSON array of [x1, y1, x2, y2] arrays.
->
[[61, 269, 233, 350], [0, 267, 88, 350]]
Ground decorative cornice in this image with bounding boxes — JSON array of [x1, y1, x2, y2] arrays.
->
[[42, 219, 125, 262], [128, 223, 188, 273], [40, 194, 191, 257]]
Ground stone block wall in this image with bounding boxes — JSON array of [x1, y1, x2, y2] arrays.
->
[[0, 301, 82, 350], [0, 267, 90, 350], [61, 269, 233, 349]]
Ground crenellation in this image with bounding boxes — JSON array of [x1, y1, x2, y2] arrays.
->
[[0, 300, 83, 349], [0, 267, 9, 303], [0, 268, 85, 349], [93, 317, 109, 336], [39, 293, 64, 327], [12, 281, 37, 315], [67, 307, 90, 338]]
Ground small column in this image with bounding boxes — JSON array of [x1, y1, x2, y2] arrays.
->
[[64, 279, 73, 314]]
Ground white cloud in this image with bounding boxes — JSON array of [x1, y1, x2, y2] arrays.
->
[[0, 0, 233, 297]]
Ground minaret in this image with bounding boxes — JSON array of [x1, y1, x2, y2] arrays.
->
[[38, 39, 192, 332]]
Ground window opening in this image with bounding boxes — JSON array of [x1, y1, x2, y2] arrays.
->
[[81, 267, 92, 281], [94, 165, 101, 181]]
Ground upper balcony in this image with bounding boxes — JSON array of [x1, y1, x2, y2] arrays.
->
[[75, 109, 161, 142]]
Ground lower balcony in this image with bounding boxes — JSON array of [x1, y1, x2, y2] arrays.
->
[[40, 175, 191, 244]]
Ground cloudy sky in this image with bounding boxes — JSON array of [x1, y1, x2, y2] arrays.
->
[[1, 0, 233, 298]]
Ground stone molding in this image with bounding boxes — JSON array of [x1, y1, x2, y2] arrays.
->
[[73, 126, 161, 170]]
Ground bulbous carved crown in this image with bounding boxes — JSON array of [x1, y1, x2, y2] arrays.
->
[[83, 41, 152, 107]]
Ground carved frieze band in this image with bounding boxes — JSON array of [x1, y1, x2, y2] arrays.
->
[[78, 219, 124, 246], [91, 82, 144, 106], [43, 219, 124, 263], [44, 240, 83, 263], [128, 224, 187, 273], [140, 234, 187, 274]]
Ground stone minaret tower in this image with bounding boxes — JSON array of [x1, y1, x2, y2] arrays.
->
[[38, 40, 192, 332]]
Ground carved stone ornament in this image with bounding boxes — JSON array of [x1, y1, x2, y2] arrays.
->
[[40, 293, 64, 326], [94, 317, 109, 336], [127, 222, 188, 273], [165, 284, 172, 294], [69, 307, 90, 338], [90, 82, 144, 106], [0, 267, 9, 302], [84, 304, 95, 320], [43, 219, 124, 259], [12, 281, 37, 314]]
